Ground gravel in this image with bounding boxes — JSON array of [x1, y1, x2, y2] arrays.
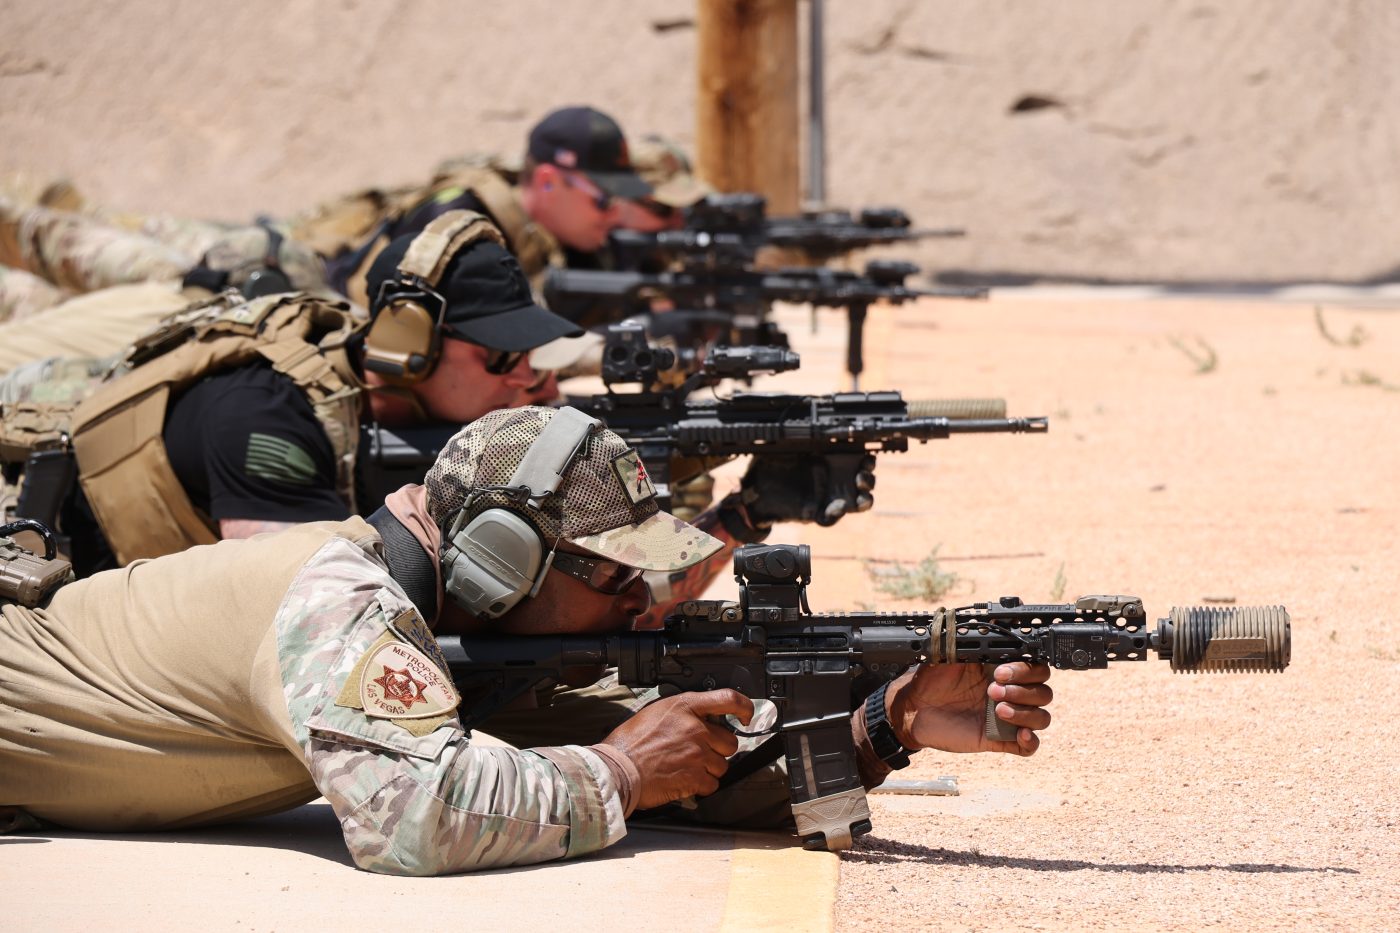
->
[[760, 294, 1400, 931]]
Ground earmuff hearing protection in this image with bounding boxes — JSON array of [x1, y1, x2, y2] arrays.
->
[[361, 210, 507, 386], [181, 222, 294, 299], [239, 225, 294, 299], [439, 407, 602, 620]]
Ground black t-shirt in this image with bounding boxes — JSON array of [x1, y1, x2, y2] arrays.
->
[[164, 364, 351, 524]]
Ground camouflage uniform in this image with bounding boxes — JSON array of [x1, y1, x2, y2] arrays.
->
[[0, 203, 192, 295], [0, 267, 66, 322], [0, 409, 788, 872], [0, 203, 328, 305], [0, 212, 333, 376], [0, 518, 629, 872]]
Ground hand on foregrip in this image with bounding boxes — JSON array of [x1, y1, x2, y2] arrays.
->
[[599, 690, 755, 811], [892, 661, 1053, 757], [983, 662, 1020, 742], [740, 453, 877, 527]]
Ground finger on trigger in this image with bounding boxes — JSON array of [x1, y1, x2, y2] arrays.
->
[[704, 721, 740, 756], [689, 688, 755, 725]]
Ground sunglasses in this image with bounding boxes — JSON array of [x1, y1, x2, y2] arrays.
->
[[484, 348, 527, 375], [550, 551, 644, 595], [439, 325, 528, 375], [561, 171, 613, 212]]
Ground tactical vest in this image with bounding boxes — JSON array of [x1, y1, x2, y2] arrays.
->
[[293, 164, 561, 307], [0, 291, 365, 566]]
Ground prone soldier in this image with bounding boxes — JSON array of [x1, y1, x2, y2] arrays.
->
[[300, 105, 657, 304], [0, 211, 576, 575], [0, 406, 1055, 871], [1, 210, 872, 584]]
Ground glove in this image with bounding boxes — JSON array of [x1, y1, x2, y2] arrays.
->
[[739, 453, 877, 527], [669, 473, 716, 524]]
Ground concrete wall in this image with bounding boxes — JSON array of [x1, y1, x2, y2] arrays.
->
[[4, 0, 1399, 283]]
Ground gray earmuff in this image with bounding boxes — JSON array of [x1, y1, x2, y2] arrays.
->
[[439, 407, 602, 620], [441, 508, 545, 620]]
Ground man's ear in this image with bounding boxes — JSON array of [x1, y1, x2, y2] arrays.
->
[[532, 162, 561, 193]]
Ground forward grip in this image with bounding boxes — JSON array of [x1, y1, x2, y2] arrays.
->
[[982, 662, 1020, 742]]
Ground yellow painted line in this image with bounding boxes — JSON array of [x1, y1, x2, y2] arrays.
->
[[719, 832, 837, 933]]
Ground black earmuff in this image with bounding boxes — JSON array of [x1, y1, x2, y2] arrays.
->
[[239, 225, 294, 299], [180, 223, 293, 300]]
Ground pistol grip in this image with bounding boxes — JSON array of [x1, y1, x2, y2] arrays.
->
[[983, 662, 1019, 743]]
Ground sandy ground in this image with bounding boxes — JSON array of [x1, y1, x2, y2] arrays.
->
[[5, 1, 1400, 283], [748, 294, 1400, 930], [1, 294, 1395, 930]]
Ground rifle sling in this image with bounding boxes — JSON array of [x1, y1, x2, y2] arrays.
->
[[366, 505, 440, 623]]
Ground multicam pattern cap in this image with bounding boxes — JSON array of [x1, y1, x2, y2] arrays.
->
[[424, 406, 721, 572], [630, 134, 713, 209]]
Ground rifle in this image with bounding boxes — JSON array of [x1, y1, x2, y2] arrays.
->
[[357, 323, 1039, 513], [549, 194, 984, 389], [439, 543, 1291, 852], [545, 263, 982, 390], [615, 193, 966, 268], [568, 324, 1047, 515]]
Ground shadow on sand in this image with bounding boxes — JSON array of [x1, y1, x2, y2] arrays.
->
[[845, 836, 1358, 875]]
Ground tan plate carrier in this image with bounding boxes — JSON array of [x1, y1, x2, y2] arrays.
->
[[293, 164, 561, 306], [67, 292, 364, 565]]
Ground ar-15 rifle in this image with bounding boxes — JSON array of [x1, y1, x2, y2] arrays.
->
[[545, 263, 983, 390], [549, 193, 984, 389], [439, 543, 1291, 852], [614, 193, 966, 268], [569, 323, 1046, 516], [358, 323, 1037, 513]]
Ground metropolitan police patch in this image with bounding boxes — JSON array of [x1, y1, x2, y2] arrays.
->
[[611, 448, 657, 505]]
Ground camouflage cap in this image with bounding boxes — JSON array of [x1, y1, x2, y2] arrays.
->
[[630, 134, 713, 209], [424, 406, 721, 572], [200, 225, 329, 293]]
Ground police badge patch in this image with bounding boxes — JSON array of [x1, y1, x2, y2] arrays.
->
[[359, 639, 460, 720], [611, 448, 657, 504]]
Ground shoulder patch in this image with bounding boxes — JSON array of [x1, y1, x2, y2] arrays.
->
[[611, 448, 657, 505], [245, 433, 317, 485], [359, 639, 460, 720], [390, 609, 451, 674]]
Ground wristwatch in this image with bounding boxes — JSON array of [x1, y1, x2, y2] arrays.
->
[[864, 682, 912, 770]]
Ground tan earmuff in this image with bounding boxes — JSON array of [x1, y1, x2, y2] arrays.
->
[[362, 209, 508, 385]]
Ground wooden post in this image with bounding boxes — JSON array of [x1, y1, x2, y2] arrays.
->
[[696, 0, 801, 214]]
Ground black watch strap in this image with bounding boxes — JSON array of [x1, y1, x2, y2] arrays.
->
[[864, 682, 912, 769]]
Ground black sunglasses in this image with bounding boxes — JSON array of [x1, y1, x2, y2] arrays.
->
[[550, 551, 644, 595], [484, 348, 527, 375], [439, 324, 527, 375], [561, 171, 613, 212]]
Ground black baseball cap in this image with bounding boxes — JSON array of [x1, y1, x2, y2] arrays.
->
[[527, 106, 653, 201], [367, 236, 583, 353]]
